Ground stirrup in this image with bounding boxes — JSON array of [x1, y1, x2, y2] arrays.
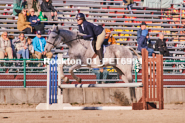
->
[[98, 60, 104, 67]]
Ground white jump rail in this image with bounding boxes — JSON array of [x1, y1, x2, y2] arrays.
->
[[59, 83, 143, 88]]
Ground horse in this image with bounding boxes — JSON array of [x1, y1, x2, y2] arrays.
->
[[45, 25, 140, 102]]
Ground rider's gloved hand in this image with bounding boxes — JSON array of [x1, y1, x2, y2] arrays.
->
[[78, 35, 84, 39]]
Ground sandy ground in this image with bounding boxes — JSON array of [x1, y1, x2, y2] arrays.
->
[[0, 104, 184, 123]]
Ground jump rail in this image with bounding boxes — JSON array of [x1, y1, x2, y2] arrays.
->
[[36, 49, 164, 110]]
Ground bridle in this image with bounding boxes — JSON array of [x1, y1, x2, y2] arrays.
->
[[48, 30, 87, 49], [46, 30, 61, 47]]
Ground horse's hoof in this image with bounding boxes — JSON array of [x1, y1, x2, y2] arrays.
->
[[77, 77, 82, 83], [64, 77, 70, 83]]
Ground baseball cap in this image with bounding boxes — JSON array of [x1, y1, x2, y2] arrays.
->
[[140, 22, 147, 26], [36, 30, 41, 35]]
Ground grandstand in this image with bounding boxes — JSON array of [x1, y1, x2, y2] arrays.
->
[[0, 0, 185, 87]]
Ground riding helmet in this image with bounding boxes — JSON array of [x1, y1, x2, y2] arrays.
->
[[76, 13, 86, 20]]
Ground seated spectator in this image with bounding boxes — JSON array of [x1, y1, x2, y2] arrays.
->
[[137, 22, 154, 56], [41, 0, 58, 21], [0, 32, 13, 59], [13, 0, 24, 16], [26, 0, 41, 16], [28, 8, 45, 34], [8, 35, 17, 58], [22, 0, 28, 9], [155, 33, 170, 56], [33, 30, 53, 60], [122, 0, 134, 14], [17, 9, 32, 34], [103, 29, 117, 45], [92, 68, 108, 84], [13, 33, 29, 59], [27, 38, 37, 58]]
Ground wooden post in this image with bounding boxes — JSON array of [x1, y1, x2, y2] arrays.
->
[[142, 49, 146, 110], [159, 55, 164, 109]]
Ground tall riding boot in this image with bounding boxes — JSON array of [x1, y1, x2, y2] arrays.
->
[[96, 48, 103, 65]]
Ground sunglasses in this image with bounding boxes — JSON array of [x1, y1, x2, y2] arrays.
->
[[3, 35, 7, 36]]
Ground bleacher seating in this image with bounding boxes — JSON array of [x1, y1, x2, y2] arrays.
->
[[0, 0, 185, 87]]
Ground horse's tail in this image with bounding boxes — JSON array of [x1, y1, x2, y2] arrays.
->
[[125, 46, 142, 63]]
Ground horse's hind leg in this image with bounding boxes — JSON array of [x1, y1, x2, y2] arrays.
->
[[113, 66, 137, 103], [69, 64, 82, 83]]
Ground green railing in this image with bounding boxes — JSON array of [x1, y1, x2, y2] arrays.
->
[[0, 58, 44, 88]]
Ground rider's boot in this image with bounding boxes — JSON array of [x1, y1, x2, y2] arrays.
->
[[97, 48, 104, 66]]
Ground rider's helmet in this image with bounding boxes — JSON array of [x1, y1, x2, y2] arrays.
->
[[76, 13, 86, 21]]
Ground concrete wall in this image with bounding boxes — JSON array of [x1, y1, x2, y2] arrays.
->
[[0, 88, 184, 104]]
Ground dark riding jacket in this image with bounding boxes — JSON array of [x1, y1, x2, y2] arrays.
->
[[78, 20, 104, 40]]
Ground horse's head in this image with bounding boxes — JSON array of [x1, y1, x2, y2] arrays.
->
[[45, 25, 64, 52]]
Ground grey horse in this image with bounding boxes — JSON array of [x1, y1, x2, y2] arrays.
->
[[45, 26, 140, 102]]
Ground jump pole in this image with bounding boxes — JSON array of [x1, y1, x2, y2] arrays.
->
[[36, 50, 164, 110]]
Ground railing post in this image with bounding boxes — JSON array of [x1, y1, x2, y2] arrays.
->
[[24, 59, 26, 88], [134, 60, 138, 83]]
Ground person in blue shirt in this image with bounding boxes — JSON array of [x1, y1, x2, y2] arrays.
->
[[76, 13, 105, 65], [28, 8, 45, 34], [137, 22, 154, 56], [33, 30, 53, 60]]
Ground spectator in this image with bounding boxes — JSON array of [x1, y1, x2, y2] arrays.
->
[[13, 33, 29, 59], [26, 0, 41, 16], [33, 30, 53, 60], [8, 35, 17, 58], [137, 22, 154, 56], [17, 9, 32, 34], [0, 32, 13, 59], [155, 33, 170, 56], [27, 38, 37, 58], [122, 0, 134, 14], [92, 68, 108, 84], [13, 0, 24, 16], [22, 0, 28, 9], [103, 29, 117, 45], [41, 0, 58, 21], [28, 8, 45, 34]]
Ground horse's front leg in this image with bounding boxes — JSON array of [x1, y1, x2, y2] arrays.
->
[[69, 64, 82, 83], [59, 63, 69, 83]]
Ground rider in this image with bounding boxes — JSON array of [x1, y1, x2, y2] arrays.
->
[[76, 13, 105, 65]]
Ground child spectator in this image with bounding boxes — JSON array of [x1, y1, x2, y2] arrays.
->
[[17, 9, 32, 34], [27, 38, 37, 58], [0, 32, 13, 59], [13, 33, 29, 59], [28, 8, 45, 34], [41, 0, 58, 21]]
